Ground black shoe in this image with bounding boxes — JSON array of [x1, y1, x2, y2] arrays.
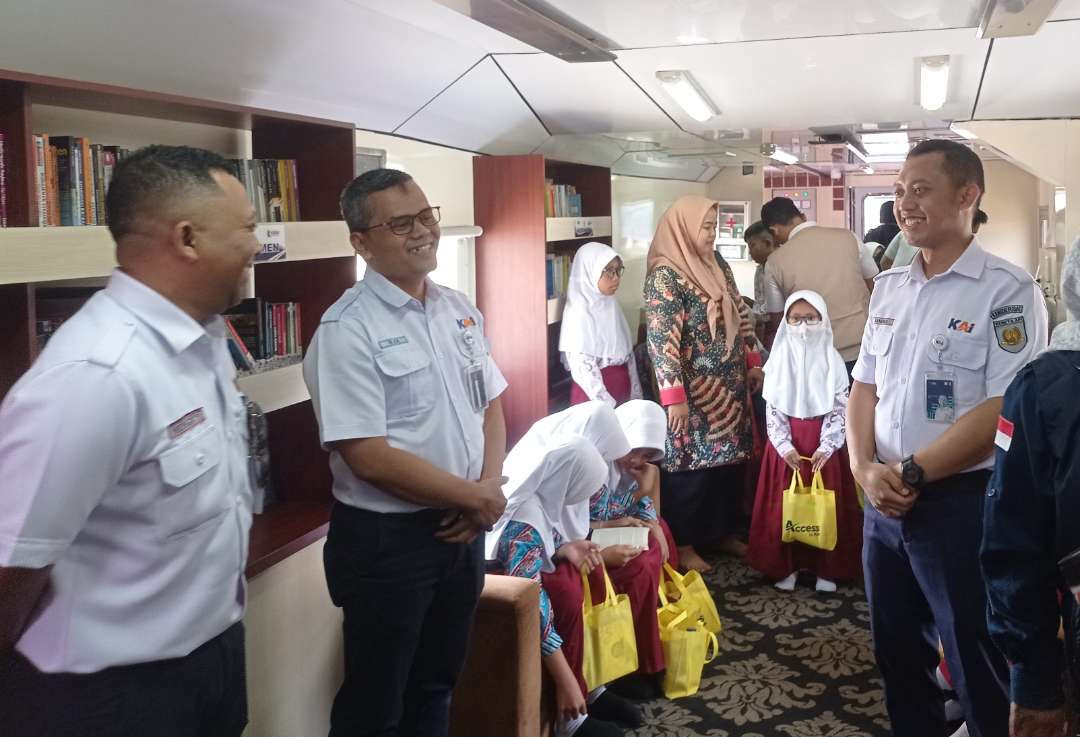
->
[[606, 672, 661, 701], [589, 690, 643, 728], [575, 716, 624, 737]]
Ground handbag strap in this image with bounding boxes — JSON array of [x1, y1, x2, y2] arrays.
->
[[703, 631, 720, 663], [580, 562, 617, 611], [663, 562, 690, 597]]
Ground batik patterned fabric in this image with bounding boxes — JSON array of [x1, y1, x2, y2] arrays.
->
[[589, 477, 657, 522], [645, 260, 756, 472], [492, 521, 564, 655]]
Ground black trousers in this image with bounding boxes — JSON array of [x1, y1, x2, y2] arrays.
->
[[863, 471, 1009, 737], [660, 464, 745, 547], [1, 622, 246, 737], [323, 503, 484, 737]]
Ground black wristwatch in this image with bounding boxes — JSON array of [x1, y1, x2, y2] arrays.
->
[[901, 455, 926, 489]]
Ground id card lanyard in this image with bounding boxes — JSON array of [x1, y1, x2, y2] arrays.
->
[[459, 329, 489, 413], [925, 334, 957, 424]]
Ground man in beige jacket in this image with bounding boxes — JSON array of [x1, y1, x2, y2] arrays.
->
[[761, 196, 877, 371]]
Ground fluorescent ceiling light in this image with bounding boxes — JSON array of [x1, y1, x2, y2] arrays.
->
[[724, 151, 738, 157], [920, 56, 950, 112], [770, 149, 799, 165], [846, 143, 870, 163], [861, 131, 910, 158], [655, 70, 720, 122]]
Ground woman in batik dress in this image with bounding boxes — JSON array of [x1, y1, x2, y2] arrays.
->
[[644, 195, 763, 572]]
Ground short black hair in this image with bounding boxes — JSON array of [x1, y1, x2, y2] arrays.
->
[[340, 168, 414, 232], [744, 221, 771, 243], [106, 145, 231, 241], [974, 208, 989, 227], [761, 197, 803, 229], [907, 139, 985, 200]]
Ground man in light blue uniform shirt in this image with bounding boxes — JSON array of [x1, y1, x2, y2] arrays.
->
[[303, 169, 508, 737]]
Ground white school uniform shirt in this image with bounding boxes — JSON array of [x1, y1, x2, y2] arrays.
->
[[0, 269, 252, 673], [303, 269, 507, 513], [851, 241, 1048, 471]]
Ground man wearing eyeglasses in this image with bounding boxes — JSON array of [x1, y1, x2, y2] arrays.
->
[[303, 169, 508, 737]]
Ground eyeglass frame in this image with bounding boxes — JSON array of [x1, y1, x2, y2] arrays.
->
[[786, 315, 823, 326], [601, 265, 626, 278], [356, 206, 442, 236]]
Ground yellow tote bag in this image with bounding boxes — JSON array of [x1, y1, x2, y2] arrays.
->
[[661, 563, 722, 635], [657, 584, 720, 698], [581, 564, 638, 691], [780, 462, 838, 551]]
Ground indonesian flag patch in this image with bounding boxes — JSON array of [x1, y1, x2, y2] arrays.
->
[[995, 416, 1014, 452]]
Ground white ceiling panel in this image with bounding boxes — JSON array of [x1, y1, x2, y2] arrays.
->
[[396, 57, 550, 154], [542, 0, 984, 48], [1050, 0, 1080, 21], [344, 0, 538, 53], [0, 0, 493, 132], [974, 20, 1080, 119], [612, 152, 714, 181], [534, 135, 625, 167], [495, 55, 677, 135], [616, 29, 989, 132]]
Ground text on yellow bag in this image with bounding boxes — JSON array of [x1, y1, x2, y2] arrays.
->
[[780, 461, 838, 551], [580, 563, 638, 691]]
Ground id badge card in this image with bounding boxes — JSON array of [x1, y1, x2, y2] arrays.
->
[[925, 371, 957, 424], [465, 360, 488, 413]]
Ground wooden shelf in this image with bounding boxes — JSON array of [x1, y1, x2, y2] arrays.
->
[[546, 296, 565, 325], [0, 221, 352, 285], [236, 361, 308, 413], [545, 216, 612, 242], [246, 499, 333, 579]]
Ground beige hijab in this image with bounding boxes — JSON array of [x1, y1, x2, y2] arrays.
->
[[647, 195, 741, 357]]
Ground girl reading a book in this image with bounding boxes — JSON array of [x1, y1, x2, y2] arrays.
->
[[747, 291, 863, 592], [559, 242, 642, 407], [487, 428, 640, 736], [587, 399, 677, 699]]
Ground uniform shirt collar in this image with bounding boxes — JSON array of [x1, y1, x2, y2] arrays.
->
[[905, 238, 987, 285], [363, 267, 441, 308], [789, 220, 817, 240], [105, 268, 222, 354]]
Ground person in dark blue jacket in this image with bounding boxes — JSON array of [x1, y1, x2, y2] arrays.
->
[[982, 235, 1080, 737]]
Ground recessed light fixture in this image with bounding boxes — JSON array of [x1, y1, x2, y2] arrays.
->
[[919, 55, 950, 112], [655, 70, 720, 122], [770, 149, 799, 165], [846, 143, 870, 163], [724, 151, 738, 157]]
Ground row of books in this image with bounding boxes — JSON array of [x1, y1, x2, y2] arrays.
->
[[31, 134, 130, 226], [220, 158, 301, 223], [545, 253, 573, 299], [544, 180, 583, 218], [19, 132, 302, 227], [223, 299, 303, 371]]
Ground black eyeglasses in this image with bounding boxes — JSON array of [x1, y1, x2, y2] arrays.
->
[[601, 265, 626, 278], [359, 206, 441, 235]]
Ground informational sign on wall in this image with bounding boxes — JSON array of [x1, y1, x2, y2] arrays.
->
[[255, 224, 287, 262]]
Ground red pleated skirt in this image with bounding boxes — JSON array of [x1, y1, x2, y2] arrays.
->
[[747, 416, 863, 582], [570, 364, 631, 405]]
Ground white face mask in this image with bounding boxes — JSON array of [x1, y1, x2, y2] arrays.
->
[[787, 323, 827, 343]]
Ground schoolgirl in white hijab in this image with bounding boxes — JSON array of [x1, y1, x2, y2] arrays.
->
[[750, 290, 862, 593], [559, 242, 642, 407], [1048, 234, 1080, 352]]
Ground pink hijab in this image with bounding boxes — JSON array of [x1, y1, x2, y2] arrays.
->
[[647, 195, 741, 358]]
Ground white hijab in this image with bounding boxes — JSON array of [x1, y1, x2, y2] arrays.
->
[[1049, 235, 1080, 352], [762, 290, 850, 419], [558, 242, 634, 360], [484, 436, 608, 572], [614, 400, 666, 462]]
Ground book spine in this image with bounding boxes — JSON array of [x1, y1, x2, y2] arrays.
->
[[93, 145, 105, 225], [79, 138, 94, 225], [46, 142, 59, 226], [0, 131, 7, 228], [274, 303, 285, 356], [33, 134, 47, 227], [293, 302, 301, 353], [52, 138, 74, 226], [223, 317, 255, 369], [256, 298, 266, 359], [102, 149, 117, 221], [289, 160, 300, 220]]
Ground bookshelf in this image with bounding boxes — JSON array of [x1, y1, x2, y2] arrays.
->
[[0, 70, 357, 578], [473, 154, 612, 443]]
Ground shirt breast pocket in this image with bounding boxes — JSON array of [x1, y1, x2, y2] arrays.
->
[[868, 326, 894, 388], [374, 347, 436, 419], [157, 423, 230, 541], [928, 334, 988, 408]]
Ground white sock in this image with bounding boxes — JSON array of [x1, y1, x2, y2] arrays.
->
[[948, 722, 969, 737], [815, 577, 837, 593], [775, 572, 797, 591], [557, 714, 589, 737], [586, 686, 605, 704]]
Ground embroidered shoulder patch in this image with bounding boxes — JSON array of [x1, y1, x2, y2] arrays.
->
[[993, 317, 1028, 354]]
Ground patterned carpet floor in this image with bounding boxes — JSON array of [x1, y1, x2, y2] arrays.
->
[[628, 555, 891, 737]]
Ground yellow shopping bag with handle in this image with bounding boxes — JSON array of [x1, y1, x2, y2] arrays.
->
[[657, 584, 720, 698], [581, 563, 638, 691], [661, 562, 722, 635], [780, 460, 838, 551]]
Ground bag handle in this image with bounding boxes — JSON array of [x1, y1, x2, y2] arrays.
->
[[703, 631, 720, 663], [580, 562, 617, 612], [811, 468, 826, 494], [663, 562, 690, 597]]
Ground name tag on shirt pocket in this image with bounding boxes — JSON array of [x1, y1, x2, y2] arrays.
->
[[157, 423, 229, 541], [374, 346, 435, 419]]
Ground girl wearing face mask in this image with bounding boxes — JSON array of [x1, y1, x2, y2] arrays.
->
[[748, 291, 863, 592], [560, 242, 642, 407]]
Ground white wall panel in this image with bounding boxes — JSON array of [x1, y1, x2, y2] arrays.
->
[[975, 21, 1080, 119]]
